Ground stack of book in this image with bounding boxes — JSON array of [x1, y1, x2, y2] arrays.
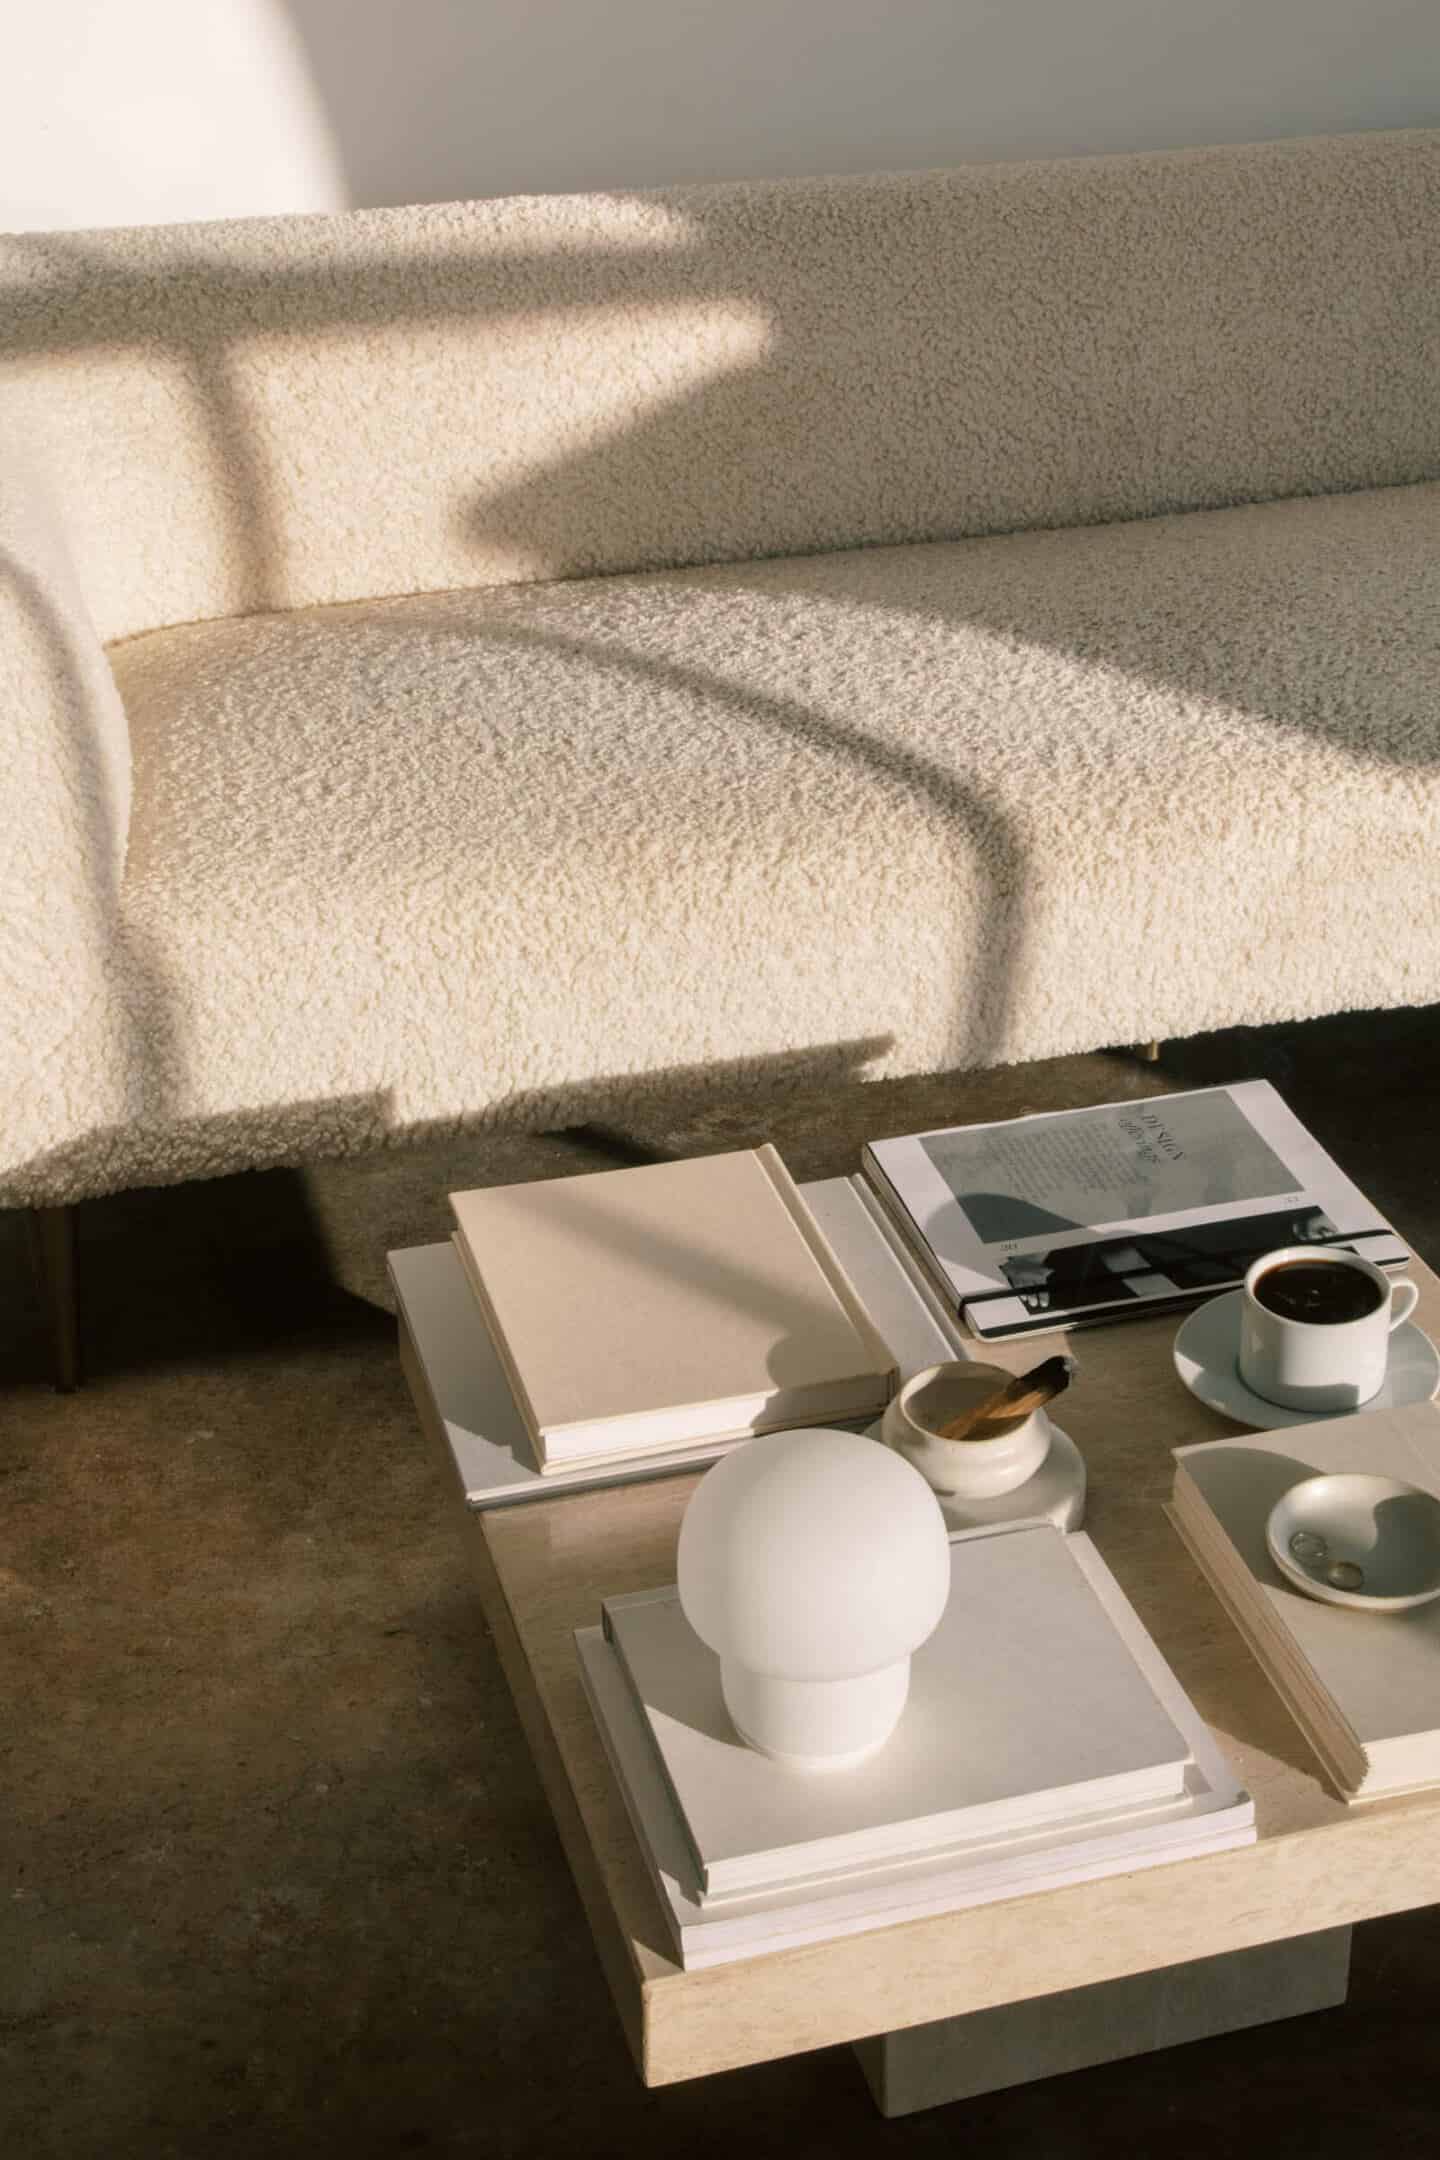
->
[[577, 1522, 1255, 1966], [1172, 1404, 1440, 1800], [447, 1146, 897, 1480]]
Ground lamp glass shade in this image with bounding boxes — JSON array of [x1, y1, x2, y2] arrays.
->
[[677, 1427, 950, 1683]]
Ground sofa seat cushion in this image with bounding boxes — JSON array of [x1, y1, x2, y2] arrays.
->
[[110, 479, 1440, 1184]]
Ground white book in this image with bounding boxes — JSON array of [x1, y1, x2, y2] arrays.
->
[[603, 1524, 1191, 1900], [449, 1147, 896, 1470], [1172, 1404, 1440, 1798], [863, 1080, 1406, 1341], [577, 1531, 1254, 1967]]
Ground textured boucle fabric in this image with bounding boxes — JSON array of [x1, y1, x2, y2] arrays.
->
[[0, 131, 1438, 644], [5, 130, 1440, 1207], [0, 450, 144, 1198], [40, 477, 1427, 1207]]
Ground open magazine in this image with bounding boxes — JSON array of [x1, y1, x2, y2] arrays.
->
[[861, 1081, 1408, 1341]]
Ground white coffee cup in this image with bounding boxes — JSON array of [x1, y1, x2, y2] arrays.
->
[[1238, 1247, 1419, 1414]]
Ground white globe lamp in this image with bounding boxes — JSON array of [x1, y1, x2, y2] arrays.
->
[[676, 1428, 951, 1770]]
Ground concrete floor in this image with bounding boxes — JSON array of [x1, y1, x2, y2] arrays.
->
[[5, 1007, 1440, 2159]]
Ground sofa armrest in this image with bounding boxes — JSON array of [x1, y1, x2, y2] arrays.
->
[[0, 449, 140, 1206]]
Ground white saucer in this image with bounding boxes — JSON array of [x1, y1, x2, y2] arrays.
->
[[1173, 1289, 1440, 1430], [866, 1417, 1086, 1531]]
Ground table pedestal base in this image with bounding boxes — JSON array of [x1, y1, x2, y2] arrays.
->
[[854, 1926, 1351, 2118]]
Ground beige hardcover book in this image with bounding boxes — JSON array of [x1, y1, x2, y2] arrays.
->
[[449, 1146, 897, 1471], [1172, 1404, 1440, 1798]]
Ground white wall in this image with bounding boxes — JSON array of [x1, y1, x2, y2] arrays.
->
[[0, 1, 345, 231], [3, 0, 1439, 232], [289, 0, 1440, 207]]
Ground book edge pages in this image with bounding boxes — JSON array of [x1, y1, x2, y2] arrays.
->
[[604, 1593, 708, 1890], [675, 1820, 1258, 1965], [1165, 1496, 1366, 1796], [536, 1378, 892, 1466], [449, 1229, 550, 1462], [858, 1149, 966, 1324]]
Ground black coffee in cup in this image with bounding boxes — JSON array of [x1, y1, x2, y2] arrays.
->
[[1253, 1257, 1383, 1326]]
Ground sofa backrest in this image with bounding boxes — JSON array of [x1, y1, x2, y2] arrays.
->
[[4, 128, 1439, 645]]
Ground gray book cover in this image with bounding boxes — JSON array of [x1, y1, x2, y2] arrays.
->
[[604, 1523, 1191, 1898]]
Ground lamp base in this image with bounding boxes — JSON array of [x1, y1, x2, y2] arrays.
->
[[720, 1655, 910, 1770]]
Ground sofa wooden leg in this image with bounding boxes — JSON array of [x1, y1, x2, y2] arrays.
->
[[28, 1205, 81, 1392], [1136, 1040, 1163, 1063]]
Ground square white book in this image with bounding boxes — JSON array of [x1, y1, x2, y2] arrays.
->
[[603, 1523, 1191, 1899], [578, 1528, 1253, 1966]]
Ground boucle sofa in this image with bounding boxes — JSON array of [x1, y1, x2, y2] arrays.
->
[[4, 130, 1440, 1258]]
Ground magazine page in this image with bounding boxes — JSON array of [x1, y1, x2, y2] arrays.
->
[[865, 1082, 1403, 1334]]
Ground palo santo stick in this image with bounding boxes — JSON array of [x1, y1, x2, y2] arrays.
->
[[935, 1354, 1077, 1443]]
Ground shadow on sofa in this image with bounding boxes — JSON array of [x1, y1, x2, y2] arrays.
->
[[6, 1033, 897, 1208], [8, 172, 1436, 1072], [5, 1039, 897, 1385], [1, 215, 1030, 1166], [6, 137, 1440, 1386]]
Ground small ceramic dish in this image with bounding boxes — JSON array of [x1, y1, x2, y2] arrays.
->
[[882, 1361, 1053, 1499], [1265, 1473, 1440, 1611]]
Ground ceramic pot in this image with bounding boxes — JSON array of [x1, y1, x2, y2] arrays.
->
[[883, 1361, 1052, 1499]]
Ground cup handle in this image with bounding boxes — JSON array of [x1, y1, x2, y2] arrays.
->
[[1389, 1278, 1420, 1331]]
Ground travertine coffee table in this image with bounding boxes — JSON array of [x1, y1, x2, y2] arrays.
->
[[393, 1180, 1440, 2114]]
